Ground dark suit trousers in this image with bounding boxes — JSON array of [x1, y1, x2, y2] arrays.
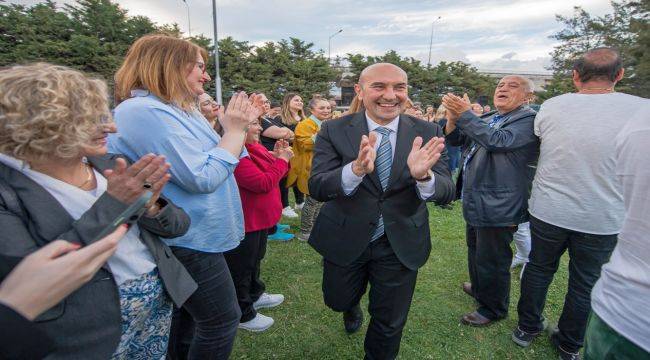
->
[[323, 236, 418, 360], [466, 224, 516, 319]]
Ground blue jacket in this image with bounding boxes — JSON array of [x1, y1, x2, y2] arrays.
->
[[445, 106, 538, 227]]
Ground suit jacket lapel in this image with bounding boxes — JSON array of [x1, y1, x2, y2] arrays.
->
[[345, 112, 382, 192], [388, 115, 416, 190], [0, 163, 74, 242]]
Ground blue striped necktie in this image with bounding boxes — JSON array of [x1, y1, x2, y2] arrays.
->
[[371, 126, 392, 241]]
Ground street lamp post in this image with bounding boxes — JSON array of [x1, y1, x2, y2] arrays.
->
[[211, 0, 223, 104], [182, 0, 191, 37], [427, 16, 441, 67], [328, 29, 343, 63]]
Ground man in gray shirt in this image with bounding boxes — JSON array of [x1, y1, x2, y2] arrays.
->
[[511, 48, 648, 360]]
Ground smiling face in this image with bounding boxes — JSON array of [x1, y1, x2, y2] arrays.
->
[[355, 63, 408, 125], [289, 95, 304, 113], [81, 120, 117, 157], [199, 93, 219, 121], [310, 99, 332, 121], [186, 52, 211, 97], [245, 117, 263, 144], [493, 76, 529, 114]]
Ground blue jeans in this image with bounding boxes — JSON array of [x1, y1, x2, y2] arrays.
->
[[517, 216, 617, 353], [446, 145, 460, 172], [169, 248, 240, 360]]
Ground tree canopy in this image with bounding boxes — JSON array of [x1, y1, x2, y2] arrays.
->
[[540, 0, 649, 100]]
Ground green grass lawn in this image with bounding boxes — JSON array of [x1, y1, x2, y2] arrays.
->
[[231, 201, 570, 359]]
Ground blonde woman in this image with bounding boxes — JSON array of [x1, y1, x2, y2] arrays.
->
[[110, 34, 260, 359], [276, 92, 306, 216], [0, 63, 193, 359], [345, 94, 365, 115], [293, 98, 332, 241]]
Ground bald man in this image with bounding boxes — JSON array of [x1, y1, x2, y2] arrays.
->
[[308, 63, 455, 359], [442, 75, 538, 327], [512, 48, 647, 360]]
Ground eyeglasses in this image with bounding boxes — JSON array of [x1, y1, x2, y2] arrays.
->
[[196, 62, 206, 74]]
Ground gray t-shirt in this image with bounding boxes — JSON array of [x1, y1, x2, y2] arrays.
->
[[529, 92, 648, 234], [591, 103, 650, 352]]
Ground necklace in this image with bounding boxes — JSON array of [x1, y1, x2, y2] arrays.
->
[[78, 162, 94, 188], [579, 87, 614, 93]]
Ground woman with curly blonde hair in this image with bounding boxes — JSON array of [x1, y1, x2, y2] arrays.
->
[[0, 63, 194, 359], [110, 34, 261, 359]]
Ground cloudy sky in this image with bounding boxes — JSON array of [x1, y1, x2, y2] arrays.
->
[[18, 0, 613, 73]]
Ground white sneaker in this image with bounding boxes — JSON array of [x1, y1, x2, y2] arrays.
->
[[294, 202, 304, 211], [238, 313, 274, 332], [253, 292, 285, 310], [282, 206, 299, 218]]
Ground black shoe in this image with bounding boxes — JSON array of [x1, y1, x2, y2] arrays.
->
[[343, 304, 363, 334], [550, 329, 581, 360], [511, 319, 548, 347]]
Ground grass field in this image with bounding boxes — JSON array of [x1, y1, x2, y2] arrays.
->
[[230, 201, 570, 359]]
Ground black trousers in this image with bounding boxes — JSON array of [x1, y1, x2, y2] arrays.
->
[[466, 224, 516, 319], [167, 248, 240, 360], [322, 237, 418, 360], [517, 216, 617, 353], [279, 176, 304, 207], [224, 230, 268, 322]]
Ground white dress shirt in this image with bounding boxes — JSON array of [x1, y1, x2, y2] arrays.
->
[[341, 113, 436, 198]]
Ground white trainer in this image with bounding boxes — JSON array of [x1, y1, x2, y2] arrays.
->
[[282, 206, 299, 218], [238, 313, 274, 332], [253, 292, 285, 310]]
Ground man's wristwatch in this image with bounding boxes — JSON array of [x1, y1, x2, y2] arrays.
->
[[415, 169, 434, 182]]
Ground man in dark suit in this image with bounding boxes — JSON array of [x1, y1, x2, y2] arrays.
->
[[442, 76, 538, 327], [308, 63, 455, 360]]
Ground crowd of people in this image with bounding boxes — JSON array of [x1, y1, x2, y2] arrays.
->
[[0, 32, 647, 360]]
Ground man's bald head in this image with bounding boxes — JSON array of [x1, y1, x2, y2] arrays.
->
[[354, 63, 409, 125], [573, 47, 623, 83], [358, 63, 408, 87]]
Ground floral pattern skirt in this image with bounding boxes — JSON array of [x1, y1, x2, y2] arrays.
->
[[110, 269, 173, 360]]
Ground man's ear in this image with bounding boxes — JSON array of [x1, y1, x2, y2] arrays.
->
[[614, 68, 625, 82], [354, 83, 362, 100], [572, 70, 581, 89]]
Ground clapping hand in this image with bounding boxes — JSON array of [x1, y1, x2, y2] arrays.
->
[[442, 93, 472, 123], [104, 154, 171, 214], [220, 92, 262, 133], [407, 136, 445, 180], [351, 132, 378, 176], [0, 225, 128, 320], [273, 139, 294, 162]]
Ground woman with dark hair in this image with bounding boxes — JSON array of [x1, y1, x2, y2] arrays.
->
[[110, 34, 261, 359]]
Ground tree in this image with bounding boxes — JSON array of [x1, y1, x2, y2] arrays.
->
[[540, 0, 649, 100], [346, 51, 497, 106]]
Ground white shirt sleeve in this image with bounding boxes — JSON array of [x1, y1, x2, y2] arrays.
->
[[415, 176, 436, 200], [341, 162, 365, 196]]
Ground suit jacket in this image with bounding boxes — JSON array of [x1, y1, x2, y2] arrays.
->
[[0, 153, 196, 360], [445, 106, 538, 227], [308, 112, 455, 270]]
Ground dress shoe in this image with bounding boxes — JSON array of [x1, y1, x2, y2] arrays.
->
[[460, 311, 492, 327], [462, 282, 473, 297], [343, 305, 363, 334]]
